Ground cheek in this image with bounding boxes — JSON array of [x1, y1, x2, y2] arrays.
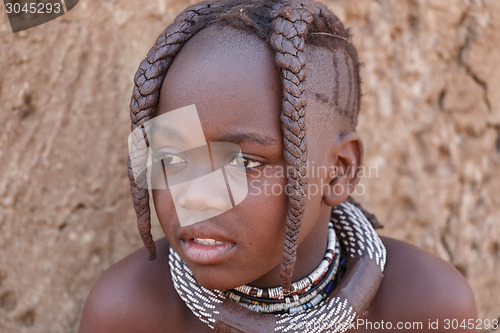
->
[[152, 188, 177, 240], [150, 161, 174, 226], [243, 168, 288, 245]]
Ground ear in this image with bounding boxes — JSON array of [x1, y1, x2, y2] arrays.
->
[[323, 132, 364, 207]]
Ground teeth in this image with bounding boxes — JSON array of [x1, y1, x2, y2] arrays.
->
[[193, 238, 225, 245]]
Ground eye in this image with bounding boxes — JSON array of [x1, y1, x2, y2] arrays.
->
[[154, 151, 186, 166], [229, 155, 265, 170]]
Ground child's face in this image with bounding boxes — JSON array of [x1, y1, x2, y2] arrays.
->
[[152, 26, 336, 289]]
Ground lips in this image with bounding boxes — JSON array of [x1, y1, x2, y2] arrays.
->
[[179, 224, 236, 265]]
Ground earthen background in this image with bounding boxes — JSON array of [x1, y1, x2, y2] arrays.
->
[[0, 0, 498, 332]]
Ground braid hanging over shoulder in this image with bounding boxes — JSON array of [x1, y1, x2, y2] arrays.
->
[[128, 0, 380, 293], [269, 0, 314, 295], [128, 2, 217, 261]]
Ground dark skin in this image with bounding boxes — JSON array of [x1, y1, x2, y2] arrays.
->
[[79, 27, 477, 332]]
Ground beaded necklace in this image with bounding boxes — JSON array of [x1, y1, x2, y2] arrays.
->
[[169, 202, 387, 332], [232, 223, 337, 300], [226, 222, 342, 314]]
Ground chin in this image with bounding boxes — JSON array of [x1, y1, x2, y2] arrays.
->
[[196, 277, 239, 290], [191, 269, 244, 290]]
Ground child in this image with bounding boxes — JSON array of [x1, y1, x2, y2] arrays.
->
[[79, 0, 478, 332]]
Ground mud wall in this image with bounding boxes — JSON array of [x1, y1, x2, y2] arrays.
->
[[0, 0, 498, 332]]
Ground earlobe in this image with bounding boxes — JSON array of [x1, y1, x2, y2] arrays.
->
[[323, 132, 364, 207]]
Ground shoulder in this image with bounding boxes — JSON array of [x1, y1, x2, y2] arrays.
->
[[78, 239, 188, 333], [361, 236, 478, 333]]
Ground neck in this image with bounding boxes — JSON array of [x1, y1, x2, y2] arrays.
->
[[247, 207, 332, 289]]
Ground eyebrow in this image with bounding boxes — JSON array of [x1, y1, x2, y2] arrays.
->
[[150, 123, 278, 147], [217, 132, 278, 146]]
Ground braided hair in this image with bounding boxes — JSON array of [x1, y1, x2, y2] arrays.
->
[[128, 0, 377, 294]]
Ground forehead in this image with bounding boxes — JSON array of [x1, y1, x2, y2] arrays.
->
[[157, 25, 282, 142]]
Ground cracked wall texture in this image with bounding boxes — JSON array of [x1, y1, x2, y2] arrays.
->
[[0, 0, 498, 332]]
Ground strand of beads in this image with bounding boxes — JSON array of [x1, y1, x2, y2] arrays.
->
[[229, 241, 342, 314], [225, 223, 341, 314], [232, 223, 337, 300]]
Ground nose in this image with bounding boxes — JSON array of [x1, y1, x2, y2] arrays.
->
[[170, 169, 233, 226], [177, 172, 231, 210]]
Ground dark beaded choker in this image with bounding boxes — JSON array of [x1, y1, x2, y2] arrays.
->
[[226, 222, 343, 314]]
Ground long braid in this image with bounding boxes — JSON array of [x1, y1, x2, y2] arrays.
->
[[269, 1, 314, 294], [269, 0, 369, 294], [128, 2, 218, 261]]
